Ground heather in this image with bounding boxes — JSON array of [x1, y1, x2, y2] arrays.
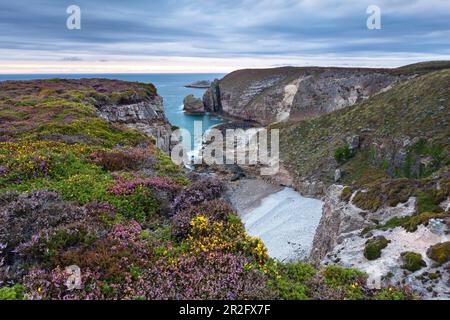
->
[[0, 79, 417, 300]]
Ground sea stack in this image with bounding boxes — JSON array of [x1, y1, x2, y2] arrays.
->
[[183, 94, 205, 114]]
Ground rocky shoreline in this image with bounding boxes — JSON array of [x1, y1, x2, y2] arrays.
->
[[195, 62, 450, 299]]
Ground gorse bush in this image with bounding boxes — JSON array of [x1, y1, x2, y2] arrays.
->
[[171, 199, 234, 240], [185, 214, 269, 266], [0, 79, 420, 301]]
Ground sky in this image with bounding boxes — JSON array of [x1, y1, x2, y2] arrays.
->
[[0, 0, 449, 73]]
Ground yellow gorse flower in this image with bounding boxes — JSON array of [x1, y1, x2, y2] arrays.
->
[[186, 215, 270, 267]]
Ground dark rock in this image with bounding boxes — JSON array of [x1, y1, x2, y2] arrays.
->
[[185, 80, 211, 89], [183, 94, 205, 114]]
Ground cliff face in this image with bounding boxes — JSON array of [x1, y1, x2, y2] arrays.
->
[[203, 66, 407, 125], [275, 68, 450, 196], [0, 78, 172, 153], [95, 94, 172, 153], [310, 184, 449, 299]]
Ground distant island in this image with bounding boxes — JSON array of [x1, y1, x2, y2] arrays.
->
[[184, 80, 211, 88]]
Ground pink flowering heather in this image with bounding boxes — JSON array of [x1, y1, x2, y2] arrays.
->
[[107, 174, 180, 196]]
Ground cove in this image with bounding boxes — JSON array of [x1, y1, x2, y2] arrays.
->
[[228, 179, 324, 262]]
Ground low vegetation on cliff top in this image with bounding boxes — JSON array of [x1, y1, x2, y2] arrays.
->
[[276, 69, 449, 214], [277, 69, 449, 184], [0, 79, 417, 300]]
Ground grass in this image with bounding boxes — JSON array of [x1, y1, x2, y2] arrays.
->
[[0, 76, 431, 301], [0, 79, 186, 224], [275, 69, 450, 189]]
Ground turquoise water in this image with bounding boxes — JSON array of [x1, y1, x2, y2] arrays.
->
[[0, 73, 225, 136]]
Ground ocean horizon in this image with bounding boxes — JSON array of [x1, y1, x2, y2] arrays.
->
[[0, 73, 226, 140]]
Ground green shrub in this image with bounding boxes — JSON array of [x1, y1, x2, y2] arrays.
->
[[427, 242, 450, 265], [401, 252, 426, 272], [379, 212, 450, 233], [322, 265, 367, 300], [417, 190, 445, 214], [334, 144, 354, 164], [364, 236, 390, 260], [271, 262, 317, 300], [402, 138, 447, 179], [322, 265, 367, 288], [0, 284, 25, 300], [374, 287, 409, 300]]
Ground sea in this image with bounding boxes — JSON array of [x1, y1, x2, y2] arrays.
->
[[0, 73, 225, 139], [0, 73, 325, 260]]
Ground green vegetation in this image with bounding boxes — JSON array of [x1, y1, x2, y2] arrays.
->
[[270, 262, 316, 300], [401, 138, 447, 179], [269, 263, 413, 300], [0, 78, 422, 300], [427, 242, 450, 265], [378, 212, 450, 233], [353, 190, 383, 211], [340, 186, 352, 202], [416, 189, 447, 213], [374, 287, 410, 300], [364, 237, 390, 260], [0, 285, 25, 300], [334, 144, 355, 164], [276, 69, 450, 190], [401, 252, 426, 272], [321, 265, 367, 300]]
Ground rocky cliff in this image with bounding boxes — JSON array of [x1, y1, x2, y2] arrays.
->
[[203, 62, 450, 125], [0, 78, 172, 153], [275, 67, 450, 197], [311, 184, 449, 299], [95, 92, 172, 153], [203, 67, 405, 125]]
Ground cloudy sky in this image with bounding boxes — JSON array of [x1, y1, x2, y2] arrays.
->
[[0, 0, 449, 73]]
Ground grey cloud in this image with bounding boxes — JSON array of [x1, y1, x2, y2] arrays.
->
[[0, 0, 448, 65]]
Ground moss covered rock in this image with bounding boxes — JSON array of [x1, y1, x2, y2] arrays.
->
[[340, 186, 352, 202], [364, 236, 390, 260], [401, 252, 426, 272], [427, 242, 450, 265], [353, 190, 383, 211]]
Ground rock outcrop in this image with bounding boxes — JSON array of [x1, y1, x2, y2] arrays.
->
[[310, 184, 450, 299], [310, 185, 417, 264], [185, 80, 211, 89], [96, 93, 172, 153], [183, 94, 205, 114], [204, 62, 450, 126], [203, 67, 409, 125]]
